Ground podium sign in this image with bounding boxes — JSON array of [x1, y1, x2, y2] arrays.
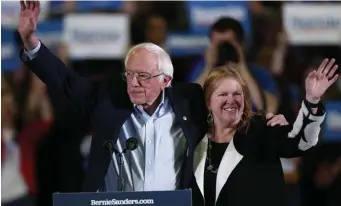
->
[[53, 190, 192, 206]]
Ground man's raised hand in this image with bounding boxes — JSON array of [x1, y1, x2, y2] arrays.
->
[[18, 0, 41, 50]]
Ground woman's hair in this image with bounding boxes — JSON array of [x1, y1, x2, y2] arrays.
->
[[203, 65, 254, 133]]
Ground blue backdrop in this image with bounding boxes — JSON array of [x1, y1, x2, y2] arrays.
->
[[76, 1, 122, 12], [36, 19, 63, 55], [2, 19, 63, 72], [1, 27, 19, 72], [49, 1, 122, 13], [322, 100, 341, 142]]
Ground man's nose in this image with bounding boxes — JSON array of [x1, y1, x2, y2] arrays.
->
[[130, 75, 140, 86]]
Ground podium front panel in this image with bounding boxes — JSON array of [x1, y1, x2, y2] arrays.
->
[[53, 190, 192, 206]]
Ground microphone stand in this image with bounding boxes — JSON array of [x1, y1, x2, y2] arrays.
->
[[104, 141, 125, 192], [116, 151, 125, 192], [104, 138, 138, 192], [116, 145, 136, 191]]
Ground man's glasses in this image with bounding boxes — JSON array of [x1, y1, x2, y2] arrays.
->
[[122, 71, 163, 83]]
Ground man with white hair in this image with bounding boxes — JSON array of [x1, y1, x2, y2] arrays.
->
[[18, 1, 207, 192]]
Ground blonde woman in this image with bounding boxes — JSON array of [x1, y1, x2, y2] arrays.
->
[[192, 58, 338, 206]]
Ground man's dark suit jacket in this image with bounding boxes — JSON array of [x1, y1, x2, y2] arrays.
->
[[21, 43, 208, 192]]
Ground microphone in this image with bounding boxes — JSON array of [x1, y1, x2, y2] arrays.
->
[[123, 137, 138, 153], [102, 137, 139, 192], [103, 140, 115, 152], [103, 140, 121, 156]]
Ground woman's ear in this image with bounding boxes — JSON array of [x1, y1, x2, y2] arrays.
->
[[206, 102, 211, 111]]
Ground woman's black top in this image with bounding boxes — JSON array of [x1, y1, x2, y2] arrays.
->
[[204, 141, 229, 206]]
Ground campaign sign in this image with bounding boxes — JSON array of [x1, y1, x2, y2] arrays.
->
[[1, 27, 20, 72], [53, 190, 192, 206], [63, 14, 130, 60], [283, 3, 341, 45], [36, 20, 63, 55], [166, 32, 209, 57], [323, 100, 341, 142], [185, 1, 251, 37]]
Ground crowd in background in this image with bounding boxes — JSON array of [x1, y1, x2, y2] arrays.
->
[[1, 1, 341, 206]]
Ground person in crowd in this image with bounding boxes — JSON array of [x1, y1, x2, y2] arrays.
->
[[130, 13, 167, 53], [1, 77, 33, 206], [191, 58, 339, 206], [189, 17, 278, 113], [23, 74, 53, 123], [35, 99, 90, 206], [145, 13, 168, 49], [300, 142, 341, 206], [2, 71, 54, 206]]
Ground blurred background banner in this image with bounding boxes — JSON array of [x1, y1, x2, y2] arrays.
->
[[323, 100, 341, 142], [185, 1, 251, 37], [76, 1, 122, 12], [166, 33, 209, 57], [1, 27, 20, 72], [1, 1, 21, 28], [283, 3, 341, 45], [63, 14, 130, 60], [36, 20, 63, 55], [1, 0, 49, 29]]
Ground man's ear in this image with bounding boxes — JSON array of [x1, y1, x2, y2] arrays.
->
[[162, 75, 172, 87]]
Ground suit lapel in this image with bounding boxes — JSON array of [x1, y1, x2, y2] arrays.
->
[[215, 138, 244, 202], [166, 87, 192, 141], [193, 135, 208, 198], [166, 86, 190, 121]]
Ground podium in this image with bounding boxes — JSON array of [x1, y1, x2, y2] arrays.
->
[[53, 190, 192, 206]]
